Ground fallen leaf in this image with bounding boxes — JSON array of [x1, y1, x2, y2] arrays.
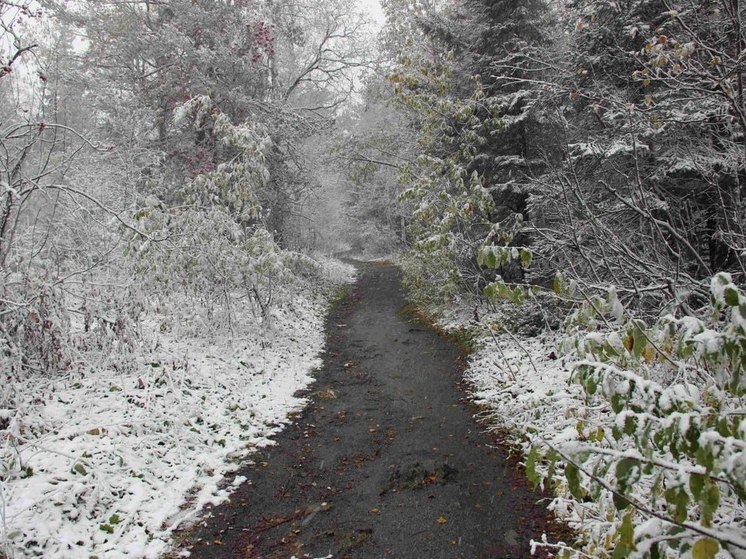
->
[[370, 508, 380, 514], [437, 516, 447, 525]]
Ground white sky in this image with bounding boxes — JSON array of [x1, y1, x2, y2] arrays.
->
[[358, 0, 386, 28]]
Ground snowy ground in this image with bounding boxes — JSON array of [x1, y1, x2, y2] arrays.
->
[[434, 301, 580, 451], [0, 258, 355, 559]]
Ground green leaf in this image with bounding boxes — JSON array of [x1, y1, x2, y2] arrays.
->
[[619, 511, 634, 546], [689, 473, 705, 500], [587, 376, 598, 396], [692, 538, 720, 559], [696, 445, 715, 472], [476, 248, 486, 267], [611, 393, 626, 414], [664, 486, 689, 523], [99, 523, 114, 534], [723, 286, 739, 307], [553, 273, 564, 295], [519, 248, 532, 269], [623, 415, 637, 436], [576, 420, 585, 439], [484, 282, 498, 299], [611, 512, 635, 558], [565, 462, 585, 499], [546, 449, 559, 481], [631, 324, 646, 359], [615, 457, 640, 490], [685, 424, 701, 454], [613, 491, 630, 511], [701, 482, 720, 525], [486, 250, 498, 269], [109, 514, 122, 525], [509, 286, 526, 305]]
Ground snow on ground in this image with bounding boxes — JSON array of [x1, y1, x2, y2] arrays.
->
[[0, 259, 356, 558], [465, 332, 582, 446], [431, 297, 582, 445]]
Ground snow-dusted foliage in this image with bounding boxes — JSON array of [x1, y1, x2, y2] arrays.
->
[[1, 0, 368, 555], [0, 104, 355, 557], [524, 274, 745, 558], [428, 274, 744, 559], [0, 36, 357, 559]]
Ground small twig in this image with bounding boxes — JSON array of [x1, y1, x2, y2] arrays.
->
[[486, 326, 518, 381], [492, 322, 540, 376]]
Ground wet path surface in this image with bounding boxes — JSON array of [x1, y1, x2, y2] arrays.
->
[[179, 262, 556, 558]]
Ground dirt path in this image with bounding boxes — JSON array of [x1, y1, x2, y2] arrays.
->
[[178, 262, 558, 558]]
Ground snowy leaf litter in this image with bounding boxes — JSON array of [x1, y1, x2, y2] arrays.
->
[[0, 257, 355, 558]]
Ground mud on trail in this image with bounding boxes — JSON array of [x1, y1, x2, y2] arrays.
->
[[177, 262, 560, 559]]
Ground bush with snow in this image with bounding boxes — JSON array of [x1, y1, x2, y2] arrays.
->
[[445, 272, 745, 559], [0, 93, 356, 557]]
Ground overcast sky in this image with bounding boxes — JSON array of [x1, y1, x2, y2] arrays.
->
[[359, 0, 385, 27]]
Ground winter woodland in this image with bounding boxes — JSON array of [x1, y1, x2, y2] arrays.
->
[[1, 0, 744, 557]]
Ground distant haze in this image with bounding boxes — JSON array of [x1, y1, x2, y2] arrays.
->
[[359, 0, 385, 27]]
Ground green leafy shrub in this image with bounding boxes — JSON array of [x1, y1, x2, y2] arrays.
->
[[527, 273, 745, 558]]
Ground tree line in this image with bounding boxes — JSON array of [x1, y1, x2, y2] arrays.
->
[[0, 0, 372, 380], [341, 0, 745, 557]]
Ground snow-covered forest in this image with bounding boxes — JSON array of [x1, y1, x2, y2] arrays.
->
[[1, 0, 744, 557]]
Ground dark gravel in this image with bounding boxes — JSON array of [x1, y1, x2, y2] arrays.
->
[[176, 261, 561, 559]]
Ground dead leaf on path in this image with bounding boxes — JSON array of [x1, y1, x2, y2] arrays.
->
[[314, 388, 338, 399], [370, 507, 380, 514], [437, 516, 447, 525]]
